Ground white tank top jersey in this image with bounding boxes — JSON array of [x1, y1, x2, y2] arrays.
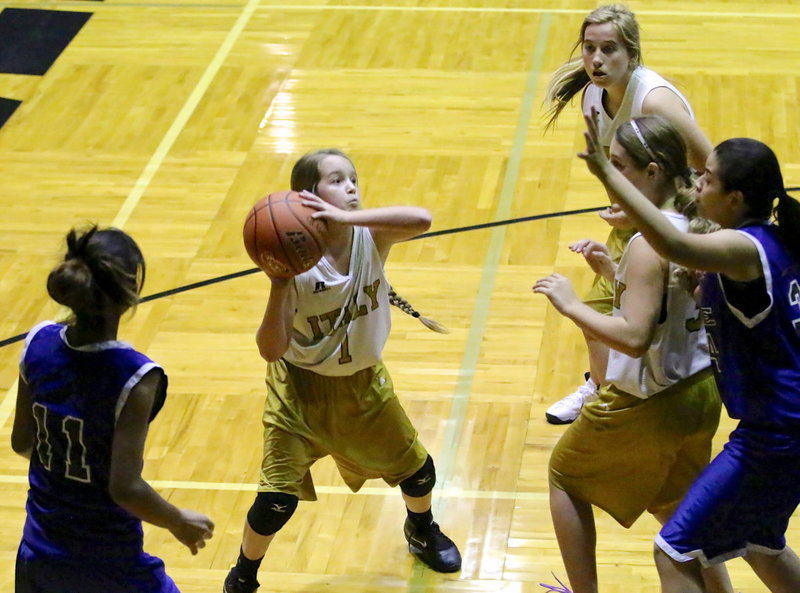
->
[[283, 226, 391, 377], [582, 66, 694, 149], [605, 212, 710, 399]]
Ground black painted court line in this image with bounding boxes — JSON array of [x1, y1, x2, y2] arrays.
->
[[1, 194, 799, 349], [0, 8, 92, 75]]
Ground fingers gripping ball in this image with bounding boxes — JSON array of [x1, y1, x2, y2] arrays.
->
[[243, 190, 326, 277]]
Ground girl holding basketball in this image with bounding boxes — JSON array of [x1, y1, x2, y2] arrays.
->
[[542, 4, 713, 424], [579, 109, 800, 593], [12, 226, 214, 593], [533, 116, 732, 593], [223, 149, 461, 593]]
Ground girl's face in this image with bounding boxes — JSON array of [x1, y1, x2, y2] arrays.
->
[[609, 138, 655, 198], [581, 23, 632, 89], [695, 152, 736, 227], [315, 155, 360, 210]]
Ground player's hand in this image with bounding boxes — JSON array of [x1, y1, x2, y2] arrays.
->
[[577, 107, 613, 179], [568, 239, 616, 280], [170, 509, 215, 555], [532, 273, 580, 315], [266, 274, 293, 286], [299, 190, 348, 223], [674, 267, 705, 302], [599, 204, 634, 230]]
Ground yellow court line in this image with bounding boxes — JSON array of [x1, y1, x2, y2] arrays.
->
[[3, 2, 800, 19], [0, 473, 546, 501], [257, 5, 800, 19], [112, 0, 260, 228]]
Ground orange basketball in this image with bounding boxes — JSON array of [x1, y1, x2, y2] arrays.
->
[[243, 190, 326, 278]]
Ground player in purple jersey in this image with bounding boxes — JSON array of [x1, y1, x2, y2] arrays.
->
[[578, 109, 800, 592], [11, 226, 214, 593]]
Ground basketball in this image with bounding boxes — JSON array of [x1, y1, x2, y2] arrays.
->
[[243, 190, 326, 278]]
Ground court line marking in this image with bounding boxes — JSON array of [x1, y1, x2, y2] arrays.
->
[[111, 0, 260, 228], [409, 13, 551, 588], [432, 13, 552, 504], [0, 473, 546, 501], [0, 0, 262, 440], [12, 2, 800, 19]]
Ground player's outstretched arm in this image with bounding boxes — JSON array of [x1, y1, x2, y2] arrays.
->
[[579, 109, 759, 281], [110, 369, 214, 555], [299, 190, 431, 259]]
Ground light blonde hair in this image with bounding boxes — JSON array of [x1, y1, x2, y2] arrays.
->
[[544, 4, 642, 130]]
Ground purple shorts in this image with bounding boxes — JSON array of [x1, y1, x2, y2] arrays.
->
[[656, 426, 800, 565], [16, 540, 180, 593]]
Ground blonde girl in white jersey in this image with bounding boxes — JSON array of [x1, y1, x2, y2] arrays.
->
[[542, 4, 713, 424], [533, 116, 732, 593], [222, 150, 460, 593]]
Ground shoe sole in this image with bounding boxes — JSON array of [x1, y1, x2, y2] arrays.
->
[[407, 543, 461, 573], [545, 413, 576, 425]]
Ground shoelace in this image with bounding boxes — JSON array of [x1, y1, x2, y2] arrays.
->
[[418, 521, 453, 550], [539, 573, 572, 593]]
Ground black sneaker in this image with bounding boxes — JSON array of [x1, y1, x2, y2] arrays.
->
[[403, 518, 462, 573], [223, 566, 259, 593]]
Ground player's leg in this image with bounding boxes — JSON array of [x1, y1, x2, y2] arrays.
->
[[653, 545, 705, 593], [224, 374, 318, 592], [335, 363, 461, 572], [744, 547, 800, 593], [549, 484, 598, 593], [653, 508, 733, 593], [648, 375, 732, 593], [399, 454, 461, 573], [224, 491, 299, 593]]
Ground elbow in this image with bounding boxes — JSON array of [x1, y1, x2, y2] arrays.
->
[[109, 477, 137, 508], [11, 437, 32, 459], [616, 336, 652, 358], [656, 235, 690, 265], [413, 208, 432, 233], [260, 348, 284, 363], [256, 336, 288, 363], [624, 344, 649, 358]]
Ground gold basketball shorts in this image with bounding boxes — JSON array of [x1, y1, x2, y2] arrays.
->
[[549, 369, 721, 528], [258, 359, 428, 501]]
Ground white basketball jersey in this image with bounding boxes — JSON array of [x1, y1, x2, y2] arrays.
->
[[582, 66, 694, 149], [605, 212, 710, 398], [284, 226, 390, 376]]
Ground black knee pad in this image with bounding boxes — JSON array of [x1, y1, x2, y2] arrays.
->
[[399, 455, 436, 498], [246, 492, 298, 536]]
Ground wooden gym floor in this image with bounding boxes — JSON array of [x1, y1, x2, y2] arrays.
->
[[0, 1, 799, 591]]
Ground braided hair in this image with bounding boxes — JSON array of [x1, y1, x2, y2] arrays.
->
[[388, 288, 449, 333]]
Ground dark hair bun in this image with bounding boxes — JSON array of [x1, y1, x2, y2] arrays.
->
[[47, 258, 96, 313]]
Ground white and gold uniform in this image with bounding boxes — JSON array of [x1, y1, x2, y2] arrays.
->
[[550, 213, 722, 527], [605, 212, 710, 398], [581, 66, 695, 312], [285, 225, 391, 375], [259, 227, 427, 500], [582, 66, 693, 151]]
